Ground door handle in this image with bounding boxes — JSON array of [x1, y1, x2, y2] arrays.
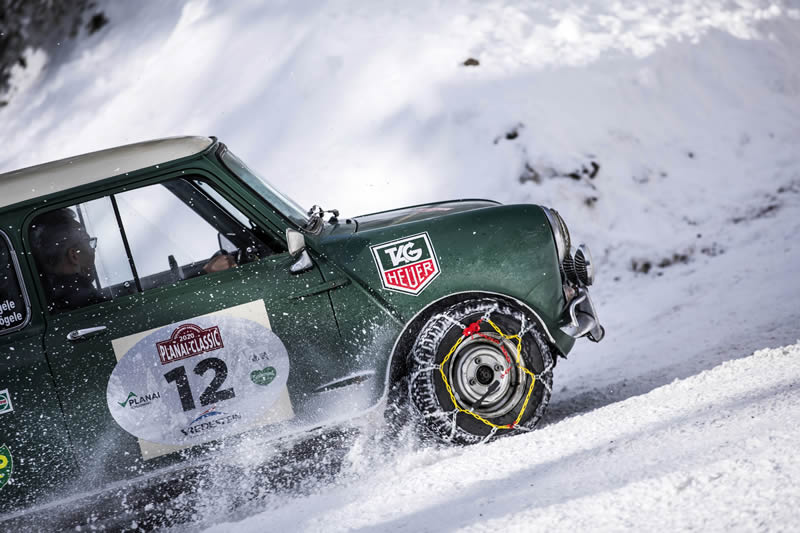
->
[[66, 326, 108, 342]]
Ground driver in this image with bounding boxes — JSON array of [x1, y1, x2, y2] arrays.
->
[[31, 208, 238, 312], [30, 208, 105, 312]]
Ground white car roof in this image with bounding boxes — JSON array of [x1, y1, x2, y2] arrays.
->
[[0, 136, 213, 209]]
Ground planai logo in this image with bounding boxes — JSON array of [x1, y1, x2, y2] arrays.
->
[[118, 391, 161, 409], [370, 232, 441, 295], [118, 392, 136, 407]]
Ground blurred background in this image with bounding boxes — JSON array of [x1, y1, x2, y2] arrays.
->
[[1, 1, 796, 254]]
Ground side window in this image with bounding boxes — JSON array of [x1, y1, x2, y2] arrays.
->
[[115, 178, 282, 291], [27, 178, 281, 312], [0, 231, 30, 334], [30, 199, 136, 313]]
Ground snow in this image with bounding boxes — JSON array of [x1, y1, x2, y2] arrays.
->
[[1, 0, 799, 530], [207, 343, 800, 532]]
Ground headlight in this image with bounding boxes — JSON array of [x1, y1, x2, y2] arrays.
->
[[563, 244, 595, 287], [574, 244, 594, 286], [542, 207, 571, 262]]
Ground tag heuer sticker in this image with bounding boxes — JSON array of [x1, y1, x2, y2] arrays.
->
[[0, 445, 12, 491], [0, 389, 12, 415], [370, 232, 441, 295]]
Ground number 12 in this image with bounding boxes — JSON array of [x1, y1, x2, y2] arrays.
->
[[164, 357, 235, 412]]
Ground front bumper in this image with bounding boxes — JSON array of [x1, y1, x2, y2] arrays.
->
[[560, 287, 604, 342]]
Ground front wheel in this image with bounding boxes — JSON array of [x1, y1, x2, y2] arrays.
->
[[408, 298, 553, 445]]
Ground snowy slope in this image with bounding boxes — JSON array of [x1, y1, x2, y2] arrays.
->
[[206, 342, 800, 532], [1, 0, 800, 531]]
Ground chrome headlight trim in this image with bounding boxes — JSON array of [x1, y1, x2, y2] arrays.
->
[[542, 207, 570, 262], [563, 244, 595, 287]]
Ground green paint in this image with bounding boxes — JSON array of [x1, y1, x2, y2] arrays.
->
[[250, 367, 277, 386]]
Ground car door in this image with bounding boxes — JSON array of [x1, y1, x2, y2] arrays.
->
[[32, 173, 346, 486], [0, 227, 77, 512]]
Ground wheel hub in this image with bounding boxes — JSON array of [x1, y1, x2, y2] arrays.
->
[[475, 365, 494, 385], [447, 331, 527, 419]]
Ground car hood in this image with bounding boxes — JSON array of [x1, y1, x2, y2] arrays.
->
[[352, 199, 499, 233]]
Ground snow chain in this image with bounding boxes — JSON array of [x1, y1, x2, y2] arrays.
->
[[438, 318, 537, 430]]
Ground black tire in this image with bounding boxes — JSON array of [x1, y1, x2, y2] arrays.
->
[[407, 298, 553, 445]]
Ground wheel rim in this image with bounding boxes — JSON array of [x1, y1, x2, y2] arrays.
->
[[447, 332, 527, 419]]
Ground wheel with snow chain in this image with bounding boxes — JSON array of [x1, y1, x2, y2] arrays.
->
[[407, 298, 553, 445]]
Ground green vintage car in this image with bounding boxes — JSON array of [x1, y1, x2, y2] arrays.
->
[[0, 136, 602, 514]]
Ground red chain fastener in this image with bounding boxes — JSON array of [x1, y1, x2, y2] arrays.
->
[[463, 320, 482, 337]]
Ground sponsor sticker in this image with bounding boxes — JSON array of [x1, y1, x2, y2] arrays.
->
[[107, 303, 292, 447], [0, 389, 12, 415], [117, 391, 162, 409], [250, 366, 277, 386], [0, 445, 12, 491], [156, 324, 224, 365], [370, 232, 441, 295], [180, 406, 242, 437]]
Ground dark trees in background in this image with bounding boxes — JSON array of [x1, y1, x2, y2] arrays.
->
[[0, 0, 108, 101]]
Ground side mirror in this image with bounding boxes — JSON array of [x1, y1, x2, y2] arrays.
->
[[286, 229, 306, 256], [285, 228, 313, 274], [217, 232, 236, 253]]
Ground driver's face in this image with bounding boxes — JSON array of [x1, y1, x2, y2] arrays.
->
[[69, 230, 97, 278]]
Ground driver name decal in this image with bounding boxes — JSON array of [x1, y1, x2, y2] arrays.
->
[[370, 232, 441, 295], [156, 324, 223, 365]]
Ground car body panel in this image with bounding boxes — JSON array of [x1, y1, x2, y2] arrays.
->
[[352, 200, 499, 232], [315, 203, 569, 340], [0, 221, 77, 510]]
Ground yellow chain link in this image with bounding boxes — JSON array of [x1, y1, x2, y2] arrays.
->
[[437, 319, 537, 430]]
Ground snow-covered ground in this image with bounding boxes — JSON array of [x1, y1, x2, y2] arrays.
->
[[206, 343, 800, 532], [2, 0, 799, 531]]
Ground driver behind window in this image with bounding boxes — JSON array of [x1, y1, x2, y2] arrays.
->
[[30, 208, 105, 312], [31, 205, 239, 312]]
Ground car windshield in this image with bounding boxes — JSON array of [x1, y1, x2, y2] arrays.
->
[[220, 149, 308, 227]]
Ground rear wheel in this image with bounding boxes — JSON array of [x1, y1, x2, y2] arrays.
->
[[407, 298, 553, 445]]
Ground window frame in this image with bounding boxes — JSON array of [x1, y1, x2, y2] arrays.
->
[[24, 168, 291, 316], [215, 144, 309, 229], [115, 176, 285, 290], [0, 229, 32, 335]]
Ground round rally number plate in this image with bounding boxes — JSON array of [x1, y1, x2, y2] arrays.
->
[[107, 315, 290, 446]]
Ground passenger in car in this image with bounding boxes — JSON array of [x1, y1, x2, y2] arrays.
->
[[30, 208, 105, 312]]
